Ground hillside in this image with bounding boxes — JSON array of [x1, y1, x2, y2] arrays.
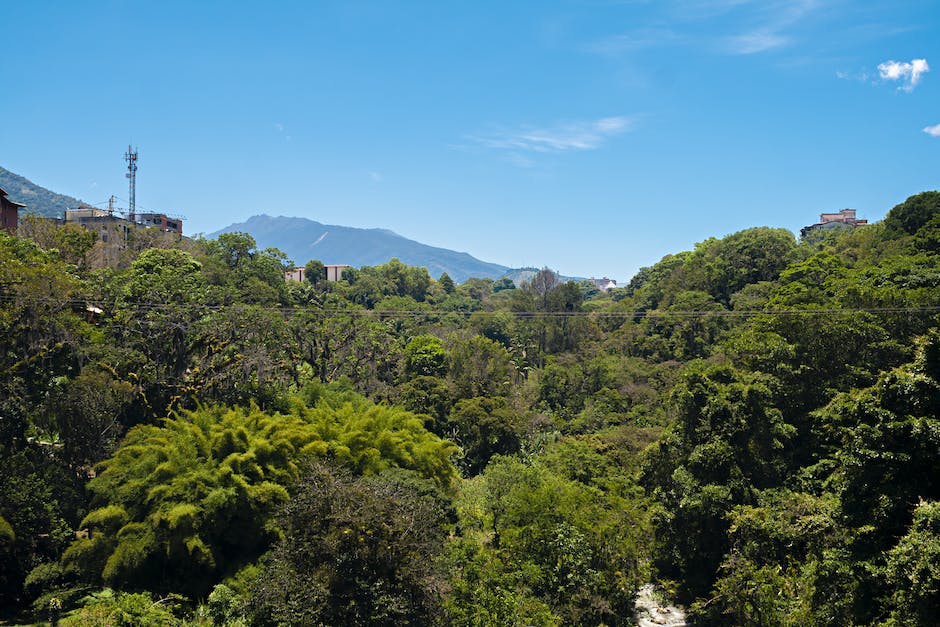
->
[[4, 190, 940, 625], [210, 214, 512, 283], [0, 166, 83, 218]]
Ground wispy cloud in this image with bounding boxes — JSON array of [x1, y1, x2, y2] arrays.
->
[[720, 0, 819, 55], [466, 116, 636, 155], [589, 0, 823, 58], [586, 27, 685, 55], [878, 58, 929, 91], [836, 69, 871, 82], [274, 122, 292, 142], [725, 29, 790, 54], [505, 152, 537, 168], [924, 123, 940, 137]]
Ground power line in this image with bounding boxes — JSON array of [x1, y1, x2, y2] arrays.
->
[[2, 294, 939, 320]]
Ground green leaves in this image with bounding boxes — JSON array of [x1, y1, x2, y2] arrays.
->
[[246, 463, 449, 626], [883, 191, 940, 236], [885, 500, 940, 625], [447, 454, 647, 625], [62, 388, 458, 595], [641, 365, 794, 601]]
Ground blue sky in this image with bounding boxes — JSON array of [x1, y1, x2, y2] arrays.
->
[[2, 1, 938, 281]]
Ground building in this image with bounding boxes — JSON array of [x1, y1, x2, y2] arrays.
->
[[0, 187, 25, 235], [592, 277, 617, 292], [285, 266, 306, 282], [801, 208, 868, 239], [62, 205, 183, 246], [65, 205, 132, 246], [136, 212, 183, 235], [819, 208, 867, 226], [325, 264, 351, 282], [285, 263, 352, 283]]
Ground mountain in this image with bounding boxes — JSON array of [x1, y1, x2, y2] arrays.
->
[[0, 166, 578, 284], [0, 166, 83, 218], [210, 214, 512, 283]]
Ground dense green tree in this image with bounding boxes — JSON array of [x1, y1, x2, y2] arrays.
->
[[458, 277, 494, 301], [447, 335, 514, 399], [62, 388, 457, 596], [702, 490, 846, 625], [185, 304, 299, 409], [303, 258, 326, 285], [640, 365, 794, 603], [42, 367, 135, 472], [438, 271, 456, 294], [403, 334, 447, 377], [883, 190, 940, 236], [246, 464, 449, 626], [447, 397, 520, 474], [640, 290, 727, 360], [884, 500, 940, 626], [0, 451, 80, 610], [493, 276, 516, 292], [0, 234, 89, 441], [18, 215, 98, 270], [201, 232, 290, 304], [454, 455, 646, 625], [819, 332, 940, 603], [104, 247, 207, 420], [396, 375, 452, 430]]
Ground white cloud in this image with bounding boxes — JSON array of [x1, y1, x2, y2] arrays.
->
[[467, 116, 636, 154], [878, 58, 929, 91], [924, 123, 940, 137]]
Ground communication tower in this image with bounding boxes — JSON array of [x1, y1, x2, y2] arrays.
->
[[124, 145, 138, 221]]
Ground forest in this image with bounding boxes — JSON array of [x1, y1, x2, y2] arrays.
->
[[2, 191, 940, 626]]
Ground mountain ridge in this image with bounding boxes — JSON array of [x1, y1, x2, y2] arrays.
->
[[210, 214, 514, 284], [0, 165, 585, 285], [0, 166, 84, 218]]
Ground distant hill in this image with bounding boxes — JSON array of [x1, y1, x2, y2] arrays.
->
[[0, 166, 83, 218], [210, 214, 513, 283], [0, 167, 582, 284]]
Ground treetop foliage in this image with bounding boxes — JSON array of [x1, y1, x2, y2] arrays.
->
[[5, 191, 940, 624], [61, 386, 457, 596]]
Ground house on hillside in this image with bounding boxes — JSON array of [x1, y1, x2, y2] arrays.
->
[[801, 208, 868, 239], [65, 205, 132, 247], [285, 267, 306, 282], [63, 205, 184, 247], [326, 264, 351, 282], [284, 263, 352, 283], [0, 187, 25, 234], [137, 212, 183, 235], [592, 277, 617, 292]]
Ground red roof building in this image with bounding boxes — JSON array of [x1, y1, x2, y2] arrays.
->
[[0, 187, 25, 235]]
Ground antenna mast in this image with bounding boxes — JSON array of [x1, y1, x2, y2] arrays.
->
[[124, 145, 138, 221]]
